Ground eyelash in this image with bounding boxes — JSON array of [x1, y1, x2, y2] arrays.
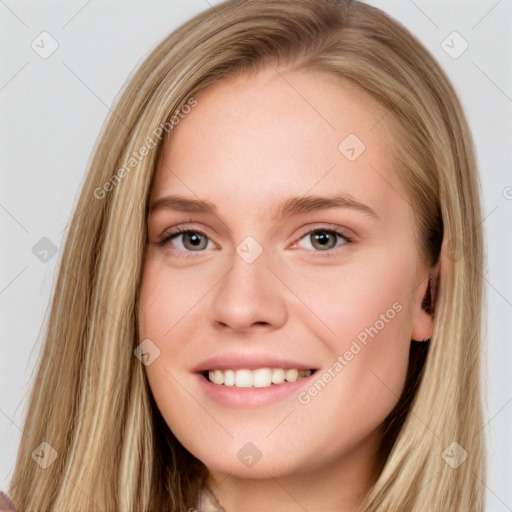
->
[[156, 226, 352, 258]]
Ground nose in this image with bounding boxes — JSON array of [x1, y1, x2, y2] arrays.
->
[[209, 246, 288, 333]]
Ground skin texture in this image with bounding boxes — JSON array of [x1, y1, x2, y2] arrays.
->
[[138, 66, 434, 512]]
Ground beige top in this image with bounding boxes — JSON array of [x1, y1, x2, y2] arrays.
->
[[196, 486, 225, 512]]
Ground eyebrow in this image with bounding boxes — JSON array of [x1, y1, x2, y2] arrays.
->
[[149, 193, 379, 220]]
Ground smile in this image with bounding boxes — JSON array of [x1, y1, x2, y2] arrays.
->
[[206, 368, 314, 388]]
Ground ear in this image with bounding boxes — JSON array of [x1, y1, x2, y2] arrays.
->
[[411, 261, 440, 341]]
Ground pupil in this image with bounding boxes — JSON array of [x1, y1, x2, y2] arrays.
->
[[184, 232, 206, 250], [313, 231, 334, 249]]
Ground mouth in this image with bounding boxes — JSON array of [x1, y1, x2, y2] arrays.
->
[[202, 367, 316, 388]]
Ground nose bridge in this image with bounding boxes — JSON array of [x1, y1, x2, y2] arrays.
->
[[210, 238, 287, 330]]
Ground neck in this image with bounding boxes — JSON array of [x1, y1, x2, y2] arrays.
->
[[204, 428, 382, 512]]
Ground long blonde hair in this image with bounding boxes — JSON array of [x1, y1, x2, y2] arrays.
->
[[8, 1, 485, 510]]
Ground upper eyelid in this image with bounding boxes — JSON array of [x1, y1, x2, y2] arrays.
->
[[157, 224, 215, 243], [157, 226, 213, 247], [158, 223, 351, 238]]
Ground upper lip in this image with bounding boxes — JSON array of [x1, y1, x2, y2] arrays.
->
[[192, 354, 317, 372]]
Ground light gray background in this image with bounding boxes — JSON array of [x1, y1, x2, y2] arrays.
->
[[1, 1, 511, 510]]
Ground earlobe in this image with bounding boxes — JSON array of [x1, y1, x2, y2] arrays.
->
[[411, 262, 440, 342]]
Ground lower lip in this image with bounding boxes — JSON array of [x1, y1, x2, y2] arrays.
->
[[195, 372, 316, 408]]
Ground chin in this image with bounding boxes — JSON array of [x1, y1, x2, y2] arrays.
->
[[186, 436, 319, 480]]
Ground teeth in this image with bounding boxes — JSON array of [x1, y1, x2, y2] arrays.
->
[[224, 369, 235, 386], [285, 368, 298, 383], [206, 368, 312, 388], [253, 368, 272, 388], [271, 368, 285, 384], [235, 369, 253, 388], [213, 370, 224, 385]]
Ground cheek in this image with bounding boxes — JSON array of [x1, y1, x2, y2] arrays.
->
[[137, 259, 200, 444], [137, 251, 222, 430], [282, 243, 416, 344], [137, 249, 216, 344], [285, 248, 416, 434]]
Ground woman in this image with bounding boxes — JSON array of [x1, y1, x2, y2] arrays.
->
[[7, 0, 486, 510]]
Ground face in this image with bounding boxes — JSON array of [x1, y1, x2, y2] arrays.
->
[[138, 66, 433, 481]]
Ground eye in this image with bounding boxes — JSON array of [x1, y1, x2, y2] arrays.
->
[[156, 226, 351, 256], [157, 228, 214, 253], [294, 228, 350, 252]]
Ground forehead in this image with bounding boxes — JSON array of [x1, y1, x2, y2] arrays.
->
[[152, 66, 405, 223]]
